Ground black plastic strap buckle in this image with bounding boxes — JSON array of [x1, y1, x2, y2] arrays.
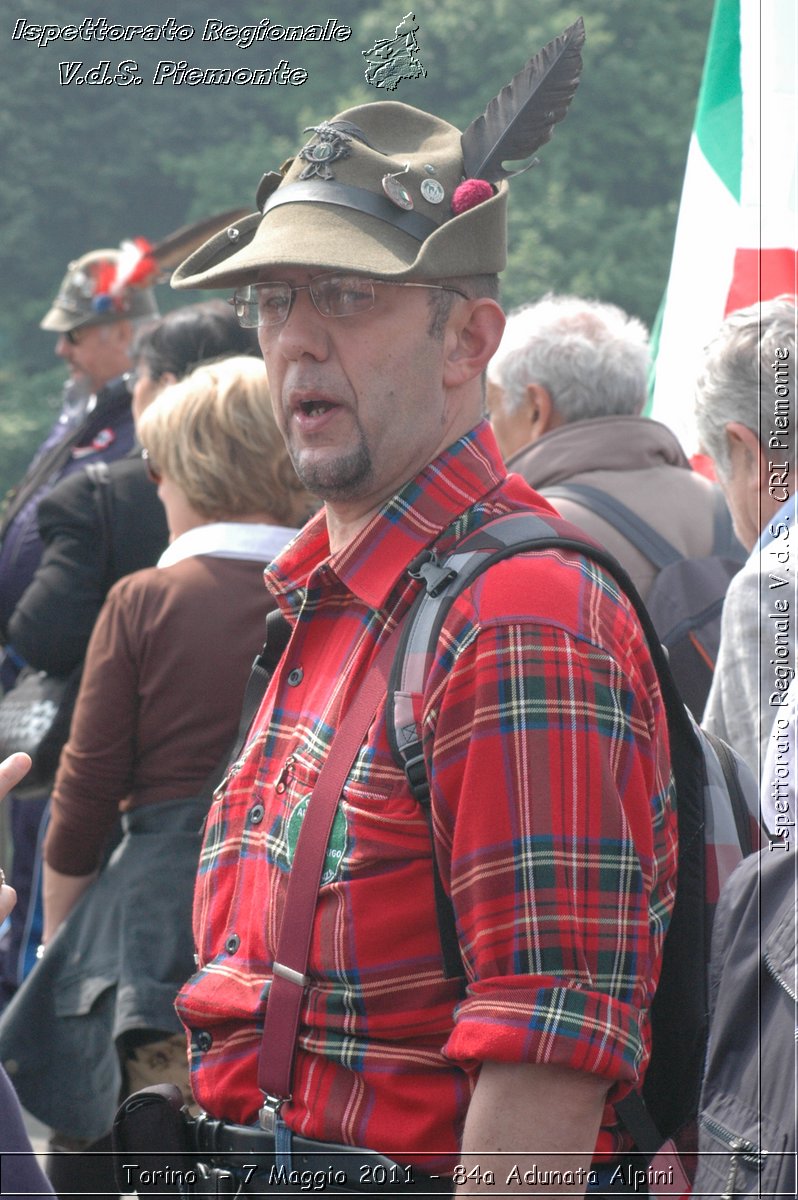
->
[[407, 550, 458, 597], [402, 746, 431, 805]]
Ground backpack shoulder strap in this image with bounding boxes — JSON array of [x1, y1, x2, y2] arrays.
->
[[545, 481, 683, 570], [388, 511, 701, 982], [197, 608, 292, 814], [391, 510, 695, 759], [230, 608, 292, 768], [388, 510, 736, 1150]]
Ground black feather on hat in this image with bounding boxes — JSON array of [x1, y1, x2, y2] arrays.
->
[[172, 19, 585, 291]]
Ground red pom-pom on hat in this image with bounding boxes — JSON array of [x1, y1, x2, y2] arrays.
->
[[451, 178, 494, 215]]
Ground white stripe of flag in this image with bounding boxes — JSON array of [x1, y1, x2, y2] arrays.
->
[[649, 0, 797, 455]]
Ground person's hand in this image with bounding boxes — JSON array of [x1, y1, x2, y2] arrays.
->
[[0, 752, 32, 922]]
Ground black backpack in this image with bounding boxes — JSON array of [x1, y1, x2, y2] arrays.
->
[[384, 510, 763, 1170], [544, 482, 746, 721]]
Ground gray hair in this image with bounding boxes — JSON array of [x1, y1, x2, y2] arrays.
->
[[694, 297, 796, 479], [487, 294, 650, 421]]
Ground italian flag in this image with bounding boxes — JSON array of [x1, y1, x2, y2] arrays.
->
[[649, 0, 797, 455]]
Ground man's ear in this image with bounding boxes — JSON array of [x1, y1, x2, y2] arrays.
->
[[442, 298, 506, 388], [526, 384, 561, 440], [726, 421, 766, 489]]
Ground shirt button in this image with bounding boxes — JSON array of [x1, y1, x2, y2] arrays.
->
[[195, 1031, 213, 1053], [249, 804, 265, 825], [225, 934, 240, 955], [287, 667, 304, 686]]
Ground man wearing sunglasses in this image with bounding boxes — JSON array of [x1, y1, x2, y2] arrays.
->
[[0, 247, 157, 1027], [164, 50, 676, 1197], [0, 247, 158, 640]]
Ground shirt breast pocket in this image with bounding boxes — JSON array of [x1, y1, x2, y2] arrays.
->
[[279, 742, 430, 884]]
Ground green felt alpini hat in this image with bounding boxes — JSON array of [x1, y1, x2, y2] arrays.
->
[[172, 19, 584, 291]]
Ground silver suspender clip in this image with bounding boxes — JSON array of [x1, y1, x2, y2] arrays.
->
[[258, 961, 307, 1131], [273, 961, 309, 988], [258, 1092, 286, 1133]]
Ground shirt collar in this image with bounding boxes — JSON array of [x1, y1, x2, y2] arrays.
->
[[266, 419, 508, 612], [757, 493, 796, 552], [158, 521, 299, 569]]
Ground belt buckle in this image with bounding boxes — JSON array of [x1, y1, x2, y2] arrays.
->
[[258, 1092, 285, 1134], [189, 1160, 240, 1196]]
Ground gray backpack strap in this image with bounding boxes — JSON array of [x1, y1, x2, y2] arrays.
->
[[390, 516, 564, 980], [545, 481, 683, 569], [388, 511, 697, 981]]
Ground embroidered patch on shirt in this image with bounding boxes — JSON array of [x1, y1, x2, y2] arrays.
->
[[286, 794, 347, 884]]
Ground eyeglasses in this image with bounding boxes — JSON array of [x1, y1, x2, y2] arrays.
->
[[141, 447, 161, 485], [230, 274, 468, 329]]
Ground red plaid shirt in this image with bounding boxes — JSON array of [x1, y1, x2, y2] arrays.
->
[[176, 422, 677, 1170]]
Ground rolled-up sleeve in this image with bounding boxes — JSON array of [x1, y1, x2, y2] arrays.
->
[[429, 569, 676, 1094]]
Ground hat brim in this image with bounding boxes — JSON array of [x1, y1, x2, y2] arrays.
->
[[40, 292, 159, 333], [40, 306, 128, 333], [172, 184, 507, 291], [173, 206, 425, 290]]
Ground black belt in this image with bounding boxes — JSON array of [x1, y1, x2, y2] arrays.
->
[[189, 1114, 452, 1194]]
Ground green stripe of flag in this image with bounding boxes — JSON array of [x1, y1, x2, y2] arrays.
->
[[694, 0, 743, 201]]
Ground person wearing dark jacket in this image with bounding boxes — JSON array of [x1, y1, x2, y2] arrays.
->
[[0, 244, 158, 1008], [0, 302, 260, 1024], [0, 245, 158, 644], [0, 752, 55, 1200], [7, 301, 258, 681], [692, 842, 796, 1193]]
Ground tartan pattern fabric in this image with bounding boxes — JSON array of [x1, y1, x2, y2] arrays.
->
[[176, 422, 677, 1170]]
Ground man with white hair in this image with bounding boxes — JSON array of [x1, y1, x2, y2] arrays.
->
[[487, 294, 743, 718], [695, 296, 797, 785], [487, 294, 727, 602]]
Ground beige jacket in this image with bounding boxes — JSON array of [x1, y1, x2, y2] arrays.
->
[[506, 415, 723, 601]]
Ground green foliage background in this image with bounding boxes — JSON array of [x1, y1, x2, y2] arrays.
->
[[0, 0, 712, 492]]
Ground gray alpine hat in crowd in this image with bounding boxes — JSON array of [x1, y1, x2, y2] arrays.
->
[[41, 245, 160, 333]]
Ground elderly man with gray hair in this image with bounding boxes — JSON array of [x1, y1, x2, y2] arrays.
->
[[487, 293, 739, 717], [487, 295, 726, 597], [696, 296, 797, 788]]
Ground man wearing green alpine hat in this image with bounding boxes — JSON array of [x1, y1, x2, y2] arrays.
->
[[167, 21, 676, 1195]]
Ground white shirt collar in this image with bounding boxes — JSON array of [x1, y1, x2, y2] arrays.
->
[[157, 522, 298, 569]]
